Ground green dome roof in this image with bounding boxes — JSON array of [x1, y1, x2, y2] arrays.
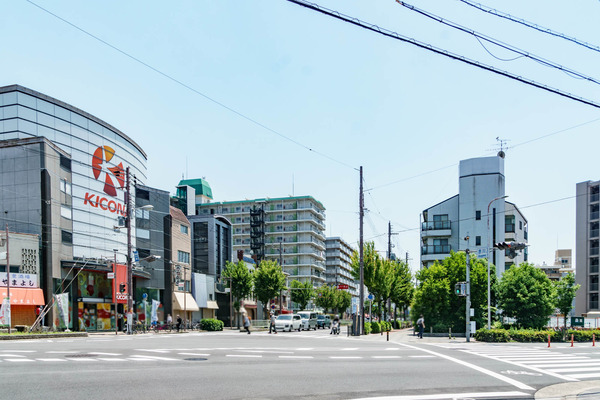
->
[[178, 178, 213, 199]]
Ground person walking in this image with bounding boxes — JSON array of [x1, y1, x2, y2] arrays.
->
[[416, 314, 425, 339], [167, 313, 173, 328], [176, 315, 182, 332], [243, 313, 251, 334], [269, 311, 277, 334]]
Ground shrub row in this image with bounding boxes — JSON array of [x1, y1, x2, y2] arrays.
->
[[475, 328, 600, 342], [200, 318, 224, 331], [368, 321, 392, 334]]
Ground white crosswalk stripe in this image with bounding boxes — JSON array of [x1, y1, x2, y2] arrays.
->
[[464, 345, 600, 381]]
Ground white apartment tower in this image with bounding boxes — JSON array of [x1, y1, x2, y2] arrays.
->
[[325, 237, 358, 297], [197, 196, 326, 287], [421, 155, 528, 276]]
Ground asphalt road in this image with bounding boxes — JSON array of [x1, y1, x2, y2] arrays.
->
[[2, 328, 600, 399]]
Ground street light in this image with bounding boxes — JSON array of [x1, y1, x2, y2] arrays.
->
[[486, 195, 508, 330]]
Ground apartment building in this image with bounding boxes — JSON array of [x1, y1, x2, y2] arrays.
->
[[420, 155, 528, 276], [197, 196, 326, 287], [325, 237, 358, 297], [575, 180, 600, 316]]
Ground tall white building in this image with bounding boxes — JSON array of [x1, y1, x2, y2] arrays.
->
[[420, 155, 528, 276], [575, 180, 600, 316], [197, 196, 326, 287], [325, 237, 358, 297]]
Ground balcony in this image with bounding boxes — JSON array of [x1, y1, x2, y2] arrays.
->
[[421, 244, 451, 262], [420, 221, 451, 237], [592, 193, 599, 203]]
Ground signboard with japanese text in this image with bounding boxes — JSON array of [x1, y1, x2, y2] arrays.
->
[[1, 273, 38, 288]]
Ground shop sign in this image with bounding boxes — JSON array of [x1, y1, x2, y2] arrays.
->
[[1, 273, 38, 288]]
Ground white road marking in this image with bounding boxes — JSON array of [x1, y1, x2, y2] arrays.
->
[[296, 348, 314, 351], [5, 359, 34, 362], [129, 355, 177, 361], [409, 355, 436, 358], [396, 343, 535, 391], [238, 350, 294, 354], [36, 358, 67, 362], [385, 348, 401, 351], [178, 353, 210, 356], [330, 356, 362, 359], [342, 348, 359, 351], [89, 352, 122, 356], [0, 354, 26, 358], [128, 358, 154, 361], [135, 349, 171, 353], [225, 355, 262, 358], [0, 350, 35, 353], [353, 391, 529, 400], [548, 366, 600, 373], [68, 358, 98, 362], [372, 356, 402, 359], [279, 356, 313, 359], [96, 358, 127, 362], [570, 372, 600, 379], [46, 351, 77, 354]]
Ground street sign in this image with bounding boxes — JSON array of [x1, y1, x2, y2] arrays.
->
[[133, 251, 139, 262], [142, 293, 148, 299], [107, 273, 114, 279], [337, 284, 349, 290], [367, 294, 374, 300], [271, 304, 275, 309]]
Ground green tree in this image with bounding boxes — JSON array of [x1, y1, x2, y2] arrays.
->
[[554, 272, 580, 329], [335, 289, 352, 315], [390, 260, 414, 320], [412, 261, 451, 328], [290, 280, 314, 310], [222, 260, 253, 311], [497, 262, 556, 329], [253, 259, 286, 316], [315, 285, 337, 313]]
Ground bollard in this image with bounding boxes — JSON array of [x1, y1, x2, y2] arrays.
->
[[449, 327, 452, 340], [594, 334, 596, 347], [571, 334, 574, 347], [387, 330, 389, 342], [548, 334, 551, 348]]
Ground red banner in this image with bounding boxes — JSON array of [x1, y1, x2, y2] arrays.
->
[[112, 263, 128, 304]]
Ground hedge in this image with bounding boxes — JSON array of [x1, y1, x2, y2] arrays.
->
[[364, 322, 372, 335], [475, 328, 600, 342], [200, 318, 224, 331]]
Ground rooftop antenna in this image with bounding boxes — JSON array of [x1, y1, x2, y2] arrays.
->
[[487, 137, 509, 158]]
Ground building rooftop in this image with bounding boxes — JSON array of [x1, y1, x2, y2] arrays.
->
[[178, 178, 213, 200]]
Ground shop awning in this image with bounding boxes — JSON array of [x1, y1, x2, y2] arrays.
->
[[0, 288, 45, 305], [173, 292, 199, 312], [206, 301, 219, 310]]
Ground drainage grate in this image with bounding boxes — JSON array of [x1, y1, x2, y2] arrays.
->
[[184, 358, 207, 362], [65, 353, 98, 358]]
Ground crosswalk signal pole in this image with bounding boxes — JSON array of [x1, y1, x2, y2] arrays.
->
[[465, 248, 471, 343]]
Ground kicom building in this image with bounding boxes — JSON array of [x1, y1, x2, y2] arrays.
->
[[0, 84, 153, 330]]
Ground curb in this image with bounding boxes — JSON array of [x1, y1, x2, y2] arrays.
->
[[0, 332, 88, 340]]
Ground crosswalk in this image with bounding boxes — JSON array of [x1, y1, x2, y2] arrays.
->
[[0, 346, 413, 364], [460, 345, 600, 380]]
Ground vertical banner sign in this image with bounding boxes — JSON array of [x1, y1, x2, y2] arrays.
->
[[0, 297, 10, 327], [151, 299, 159, 323], [113, 264, 128, 304], [55, 292, 69, 328]]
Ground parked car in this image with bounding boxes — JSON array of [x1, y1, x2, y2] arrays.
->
[[275, 314, 302, 332], [317, 314, 331, 329], [297, 311, 318, 330]]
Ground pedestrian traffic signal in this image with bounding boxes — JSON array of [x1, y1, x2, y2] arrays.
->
[[119, 283, 126, 293], [454, 282, 466, 296]]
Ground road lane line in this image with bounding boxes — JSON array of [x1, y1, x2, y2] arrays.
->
[[96, 358, 127, 362], [0, 350, 35, 353], [353, 391, 529, 400], [548, 366, 600, 373], [89, 352, 122, 356], [46, 351, 77, 354], [0, 354, 26, 358], [130, 355, 177, 361], [279, 356, 313, 359], [5, 359, 34, 362], [409, 355, 436, 358], [329, 356, 362, 359], [36, 358, 67, 362], [179, 353, 211, 356], [372, 356, 402, 359], [569, 372, 600, 379], [396, 343, 535, 390], [226, 355, 262, 358]]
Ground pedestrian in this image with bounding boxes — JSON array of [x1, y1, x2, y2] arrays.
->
[[176, 315, 182, 332], [417, 314, 425, 339], [269, 311, 277, 334], [243, 313, 251, 334], [167, 313, 173, 328]]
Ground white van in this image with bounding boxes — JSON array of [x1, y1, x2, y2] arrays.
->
[[297, 311, 318, 331]]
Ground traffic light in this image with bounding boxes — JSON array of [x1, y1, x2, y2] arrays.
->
[[119, 283, 126, 293], [454, 282, 466, 296], [493, 242, 527, 259]]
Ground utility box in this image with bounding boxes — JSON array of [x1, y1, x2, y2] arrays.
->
[[571, 317, 584, 327]]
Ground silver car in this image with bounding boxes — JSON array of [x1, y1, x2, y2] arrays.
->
[[275, 314, 302, 332]]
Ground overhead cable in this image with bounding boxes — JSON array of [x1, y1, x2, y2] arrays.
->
[[457, 0, 600, 54], [397, 1, 600, 85], [286, 0, 600, 109]]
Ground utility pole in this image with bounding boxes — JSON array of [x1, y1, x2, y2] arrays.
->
[[5, 223, 11, 334], [358, 166, 364, 336], [125, 167, 133, 335], [386, 222, 398, 320], [465, 248, 471, 343], [279, 241, 283, 313]]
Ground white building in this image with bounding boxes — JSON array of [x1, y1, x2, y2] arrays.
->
[[325, 237, 358, 297], [420, 155, 528, 276]]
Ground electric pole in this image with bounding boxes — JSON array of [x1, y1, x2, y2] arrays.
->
[[466, 248, 471, 343], [358, 166, 364, 336]]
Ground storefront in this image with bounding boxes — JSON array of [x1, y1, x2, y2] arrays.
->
[[77, 269, 116, 331], [0, 278, 45, 328]]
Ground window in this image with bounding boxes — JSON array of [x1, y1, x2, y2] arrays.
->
[[136, 188, 150, 200], [178, 250, 190, 264], [475, 211, 481, 220], [519, 221, 523, 230], [59, 179, 71, 195], [137, 248, 150, 259], [60, 205, 72, 220], [61, 230, 72, 244], [505, 215, 516, 233], [136, 228, 150, 239], [475, 236, 481, 246], [180, 224, 188, 235], [59, 154, 71, 171]]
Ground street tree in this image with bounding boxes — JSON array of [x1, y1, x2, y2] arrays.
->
[[335, 289, 352, 316], [554, 272, 580, 330], [222, 260, 253, 312], [290, 280, 314, 311], [497, 262, 555, 329], [315, 285, 337, 313], [253, 259, 286, 316], [412, 261, 451, 329], [390, 259, 414, 320]]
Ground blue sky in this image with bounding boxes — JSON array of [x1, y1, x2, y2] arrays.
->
[[2, 0, 599, 273]]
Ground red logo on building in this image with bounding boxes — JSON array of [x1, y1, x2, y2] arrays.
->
[[92, 146, 125, 197]]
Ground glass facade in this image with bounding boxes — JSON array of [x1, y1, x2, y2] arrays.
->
[[0, 86, 147, 261]]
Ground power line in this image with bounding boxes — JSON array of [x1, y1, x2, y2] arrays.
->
[[456, 0, 600, 54], [285, 0, 600, 109], [25, 0, 358, 171], [397, 1, 600, 85]]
